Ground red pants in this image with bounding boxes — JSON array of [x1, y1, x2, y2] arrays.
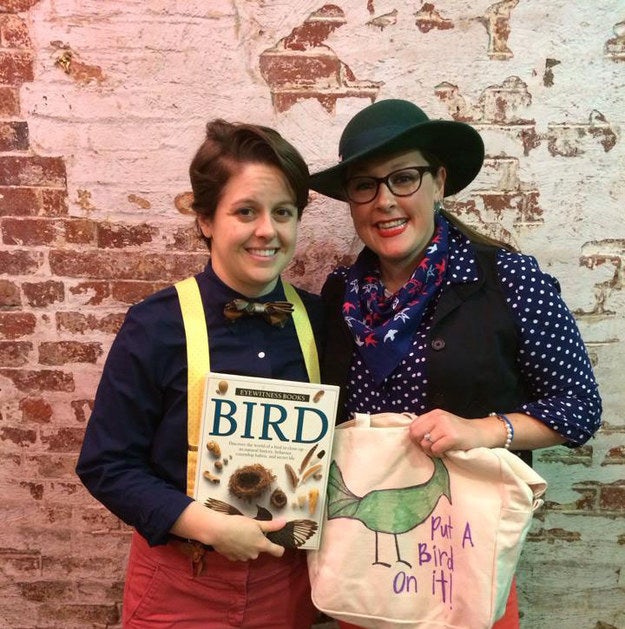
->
[[123, 531, 318, 628], [337, 578, 519, 629]]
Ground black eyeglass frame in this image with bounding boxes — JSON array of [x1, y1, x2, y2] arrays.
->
[[343, 166, 439, 204]]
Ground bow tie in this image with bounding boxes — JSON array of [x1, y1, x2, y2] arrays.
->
[[223, 299, 294, 328]]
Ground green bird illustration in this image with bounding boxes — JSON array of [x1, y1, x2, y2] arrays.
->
[[326, 457, 451, 567]]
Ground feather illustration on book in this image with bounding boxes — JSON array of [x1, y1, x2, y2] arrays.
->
[[326, 457, 451, 567], [205, 497, 318, 548]]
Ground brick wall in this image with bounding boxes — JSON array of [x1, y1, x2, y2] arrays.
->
[[0, 1, 623, 627]]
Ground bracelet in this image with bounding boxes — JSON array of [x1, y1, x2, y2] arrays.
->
[[489, 412, 514, 449]]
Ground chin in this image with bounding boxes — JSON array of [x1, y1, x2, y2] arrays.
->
[[247, 269, 284, 292]]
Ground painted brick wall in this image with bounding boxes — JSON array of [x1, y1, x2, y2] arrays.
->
[[0, 1, 623, 627]]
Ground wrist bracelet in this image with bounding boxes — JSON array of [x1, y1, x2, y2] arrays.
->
[[489, 412, 514, 449]]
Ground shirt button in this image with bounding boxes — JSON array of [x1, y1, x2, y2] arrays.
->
[[431, 338, 446, 351], [258, 351, 266, 358]]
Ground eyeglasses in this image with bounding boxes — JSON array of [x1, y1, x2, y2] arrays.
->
[[344, 166, 439, 204]]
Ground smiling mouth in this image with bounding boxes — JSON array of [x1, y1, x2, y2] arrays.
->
[[247, 248, 279, 257], [376, 218, 407, 231]]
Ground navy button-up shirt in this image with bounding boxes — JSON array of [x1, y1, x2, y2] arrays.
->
[[76, 264, 323, 546]]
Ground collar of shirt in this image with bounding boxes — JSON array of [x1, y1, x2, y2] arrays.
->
[[197, 261, 289, 323]]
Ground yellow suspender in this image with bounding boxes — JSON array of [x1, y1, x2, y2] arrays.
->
[[174, 277, 320, 497], [283, 281, 320, 385], [175, 277, 209, 497]]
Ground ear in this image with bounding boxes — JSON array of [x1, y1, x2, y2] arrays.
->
[[434, 166, 447, 201], [196, 214, 212, 239]]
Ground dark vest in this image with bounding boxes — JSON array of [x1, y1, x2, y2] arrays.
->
[[321, 244, 532, 465]]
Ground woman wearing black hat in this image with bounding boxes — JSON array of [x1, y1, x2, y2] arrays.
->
[[311, 99, 602, 628]]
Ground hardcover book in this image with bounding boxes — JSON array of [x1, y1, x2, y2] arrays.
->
[[194, 372, 340, 550]]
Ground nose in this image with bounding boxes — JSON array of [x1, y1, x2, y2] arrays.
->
[[254, 211, 277, 239], [374, 181, 396, 211]]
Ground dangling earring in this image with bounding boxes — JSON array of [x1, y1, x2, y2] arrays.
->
[[434, 200, 444, 214]]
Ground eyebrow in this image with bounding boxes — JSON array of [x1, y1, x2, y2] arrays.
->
[[229, 197, 296, 207], [350, 161, 428, 177]]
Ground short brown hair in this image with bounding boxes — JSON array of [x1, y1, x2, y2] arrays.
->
[[189, 120, 309, 246]]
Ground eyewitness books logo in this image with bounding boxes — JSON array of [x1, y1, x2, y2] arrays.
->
[[194, 372, 339, 550]]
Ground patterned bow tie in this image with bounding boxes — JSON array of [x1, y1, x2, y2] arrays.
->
[[223, 299, 294, 328]]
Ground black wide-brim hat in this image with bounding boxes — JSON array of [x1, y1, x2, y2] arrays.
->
[[310, 99, 485, 201]]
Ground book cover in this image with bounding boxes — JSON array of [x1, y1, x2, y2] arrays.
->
[[194, 372, 340, 550]]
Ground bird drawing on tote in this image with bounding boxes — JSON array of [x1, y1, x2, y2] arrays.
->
[[326, 457, 451, 567], [204, 497, 317, 548]]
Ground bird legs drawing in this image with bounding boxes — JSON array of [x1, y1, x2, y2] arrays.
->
[[373, 531, 412, 567]]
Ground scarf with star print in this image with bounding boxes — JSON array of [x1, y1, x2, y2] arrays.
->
[[342, 213, 449, 384]]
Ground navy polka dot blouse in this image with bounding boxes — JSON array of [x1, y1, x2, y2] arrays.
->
[[329, 228, 602, 446]]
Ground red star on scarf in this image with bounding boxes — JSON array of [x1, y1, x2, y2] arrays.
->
[[342, 302, 356, 314], [364, 333, 378, 347], [405, 278, 423, 294]]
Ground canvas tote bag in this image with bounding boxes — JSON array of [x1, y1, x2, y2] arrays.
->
[[308, 412, 547, 629]]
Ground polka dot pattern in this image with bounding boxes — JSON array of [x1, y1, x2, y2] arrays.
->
[[330, 229, 602, 446]]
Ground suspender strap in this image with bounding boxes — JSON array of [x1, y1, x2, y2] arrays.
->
[[175, 277, 210, 497], [175, 277, 319, 497], [283, 282, 320, 384]]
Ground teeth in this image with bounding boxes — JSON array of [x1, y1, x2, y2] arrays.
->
[[377, 219, 406, 229], [248, 248, 277, 257]]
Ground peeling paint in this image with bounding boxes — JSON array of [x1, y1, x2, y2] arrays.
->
[[543, 57, 561, 87], [435, 76, 533, 125], [50, 42, 105, 85], [414, 3, 453, 33], [575, 243, 624, 316], [259, 5, 382, 113], [174, 191, 194, 215], [75, 189, 95, 212], [127, 194, 151, 210], [478, 0, 519, 60], [527, 527, 582, 543], [542, 111, 618, 156], [367, 10, 397, 31], [605, 20, 625, 61]]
